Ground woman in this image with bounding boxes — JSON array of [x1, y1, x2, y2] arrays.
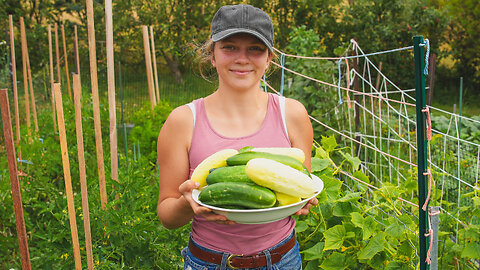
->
[[157, 4, 317, 269]]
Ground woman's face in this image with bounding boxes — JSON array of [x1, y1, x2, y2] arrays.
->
[[211, 33, 272, 92]]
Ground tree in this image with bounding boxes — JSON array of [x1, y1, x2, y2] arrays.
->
[[446, 0, 480, 96]]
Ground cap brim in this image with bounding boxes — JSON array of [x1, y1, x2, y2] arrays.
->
[[212, 28, 273, 51]]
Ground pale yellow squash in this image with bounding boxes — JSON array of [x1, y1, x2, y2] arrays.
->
[[190, 149, 238, 188]]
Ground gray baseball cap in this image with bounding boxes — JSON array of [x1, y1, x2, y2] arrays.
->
[[210, 4, 274, 51]]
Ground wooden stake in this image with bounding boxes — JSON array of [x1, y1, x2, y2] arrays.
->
[[74, 25, 80, 76], [105, 0, 118, 181], [142, 25, 156, 110], [72, 75, 94, 270], [48, 25, 57, 133], [86, 0, 107, 209], [150, 26, 160, 103], [54, 83, 82, 270], [61, 24, 72, 99], [0, 88, 31, 270], [19, 17, 31, 132], [427, 53, 436, 106], [8, 16, 21, 147], [54, 23, 62, 86], [25, 37, 39, 133]]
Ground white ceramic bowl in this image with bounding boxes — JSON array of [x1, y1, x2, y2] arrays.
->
[[192, 175, 324, 224]]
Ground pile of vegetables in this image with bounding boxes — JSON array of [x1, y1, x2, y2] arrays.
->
[[191, 147, 317, 209]]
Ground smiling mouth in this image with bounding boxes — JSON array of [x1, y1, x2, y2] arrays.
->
[[231, 70, 252, 75]]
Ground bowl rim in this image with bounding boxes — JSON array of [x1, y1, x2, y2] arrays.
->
[[192, 174, 324, 213]]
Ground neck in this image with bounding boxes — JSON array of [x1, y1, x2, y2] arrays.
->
[[205, 85, 268, 115]]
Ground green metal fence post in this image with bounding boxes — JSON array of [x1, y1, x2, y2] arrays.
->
[[414, 35, 429, 270]]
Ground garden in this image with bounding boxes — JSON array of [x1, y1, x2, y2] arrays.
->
[[1, 1, 480, 269]]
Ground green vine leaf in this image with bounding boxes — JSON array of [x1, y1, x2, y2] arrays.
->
[[461, 242, 480, 259], [321, 135, 338, 153], [311, 157, 331, 173], [317, 175, 342, 201], [350, 212, 376, 240], [320, 251, 347, 270], [357, 232, 386, 260], [315, 145, 330, 159], [302, 242, 325, 261], [339, 151, 362, 171], [323, 225, 346, 251], [336, 192, 362, 203]]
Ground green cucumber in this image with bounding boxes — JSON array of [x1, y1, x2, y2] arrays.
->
[[226, 151, 304, 171], [198, 182, 276, 209], [206, 165, 255, 185]]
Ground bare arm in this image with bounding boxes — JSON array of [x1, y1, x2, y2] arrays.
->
[[284, 98, 317, 215], [156, 105, 234, 229]]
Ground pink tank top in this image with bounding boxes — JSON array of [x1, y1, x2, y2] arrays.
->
[[187, 93, 295, 255]]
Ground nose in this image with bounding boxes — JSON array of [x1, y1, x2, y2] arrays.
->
[[234, 48, 249, 64]]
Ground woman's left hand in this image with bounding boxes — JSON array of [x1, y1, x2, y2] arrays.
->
[[294, 197, 318, 216]]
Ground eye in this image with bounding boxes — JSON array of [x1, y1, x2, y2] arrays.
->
[[249, 46, 267, 52], [222, 45, 236, 51]]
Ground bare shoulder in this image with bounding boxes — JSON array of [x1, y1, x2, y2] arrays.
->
[[284, 97, 313, 167], [157, 104, 194, 152], [285, 97, 309, 120]]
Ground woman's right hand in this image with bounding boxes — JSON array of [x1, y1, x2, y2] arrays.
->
[[179, 180, 236, 225]]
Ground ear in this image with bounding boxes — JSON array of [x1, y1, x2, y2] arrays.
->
[[211, 54, 216, 67]]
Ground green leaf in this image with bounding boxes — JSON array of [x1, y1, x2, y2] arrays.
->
[[461, 242, 480, 259], [317, 175, 342, 201], [333, 202, 354, 217], [385, 261, 410, 269], [321, 135, 337, 153], [473, 196, 480, 207], [357, 232, 385, 260], [311, 157, 330, 172], [336, 192, 362, 203], [302, 242, 325, 260], [295, 221, 308, 233], [315, 146, 330, 159], [385, 222, 404, 239], [320, 252, 347, 270], [350, 212, 376, 240], [362, 217, 376, 240], [353, 170, 370, 191], [305, 259, 320, 270], [339, 151, 362, 171], [324, 225, 346, 251]]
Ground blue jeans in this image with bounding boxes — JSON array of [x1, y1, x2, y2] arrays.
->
[[181, 231, 302, 270]]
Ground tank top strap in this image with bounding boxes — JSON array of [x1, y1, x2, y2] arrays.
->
[[277, 94, 289, 140], [186, 102, 196, 127]]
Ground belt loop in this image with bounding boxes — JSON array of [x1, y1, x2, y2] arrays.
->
[[264, 249, 273, 270], [220, 252, 229, 270]]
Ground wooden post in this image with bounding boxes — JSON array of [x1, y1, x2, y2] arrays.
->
[[8, 16, 21, 147], [54, 83, 82, 270], [0, 89, 31, 270], [86, 0, 107, 209], [105, 0, 118, 181], [142, 25, 156, 109], [54, 23, 62, 86], [48, 25, 57, 133], [19, 17, 31, 132], [61, 24, 72, 99], [150, 26, 160, 103], [74, 25, 80, 76], [427, 53, 436, 106], [72, 75, 94, 270], [24, 35, 39, 133]]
